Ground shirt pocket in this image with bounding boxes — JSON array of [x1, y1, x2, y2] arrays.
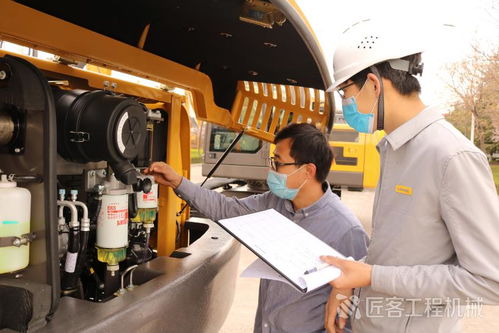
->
[[389, 184, 415, 215]]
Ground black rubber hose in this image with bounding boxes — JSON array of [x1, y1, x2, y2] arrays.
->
[[69, 229, 89, 297], [90, 195, 102, 224], [61, 227, 80, 291], [70, 195, 101, 297]]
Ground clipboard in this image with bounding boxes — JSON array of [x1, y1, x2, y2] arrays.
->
[[216, 209, 344, 293]]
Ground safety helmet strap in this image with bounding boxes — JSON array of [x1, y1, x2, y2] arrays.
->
[[369, 66, 385, 131]]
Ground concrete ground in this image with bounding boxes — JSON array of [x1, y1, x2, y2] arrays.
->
[[190, 164, 499, 332]]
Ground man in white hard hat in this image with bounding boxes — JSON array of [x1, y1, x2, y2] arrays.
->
[[320, 19, 499, 332]]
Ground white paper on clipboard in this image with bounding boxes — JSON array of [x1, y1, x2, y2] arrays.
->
[[218, 209, 344, 293]]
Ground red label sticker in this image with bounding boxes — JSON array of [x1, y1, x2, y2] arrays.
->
[[106, 204, 128, 225]]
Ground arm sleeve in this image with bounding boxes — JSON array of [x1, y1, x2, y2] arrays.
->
[[371, 151, 499, 304], [174, 177, 272, 221], [334, 226, 369, 261]]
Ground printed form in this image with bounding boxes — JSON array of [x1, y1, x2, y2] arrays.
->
[[218, 209, 345, 293]]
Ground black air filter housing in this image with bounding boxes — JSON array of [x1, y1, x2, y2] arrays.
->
[[53, 87, 147, 184]]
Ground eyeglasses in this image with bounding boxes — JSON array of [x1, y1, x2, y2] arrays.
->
[[268, 156, 302, 171], [337, 81, 356, 99]]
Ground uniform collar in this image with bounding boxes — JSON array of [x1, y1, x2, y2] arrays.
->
[[284, 182, 334, 216], [383, 105, 443, 151]]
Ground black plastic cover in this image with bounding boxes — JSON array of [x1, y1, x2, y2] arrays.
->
[[15, 0, 329, 110], [52, 88, 147, 184], [0, 285, 33, 332]]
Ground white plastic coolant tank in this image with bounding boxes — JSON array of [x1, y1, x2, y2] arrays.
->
[[96, 193, 129, 249], [0, 175, 31, 273]]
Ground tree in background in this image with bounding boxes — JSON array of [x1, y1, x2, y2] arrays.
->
[[444, 45, 498, 156]]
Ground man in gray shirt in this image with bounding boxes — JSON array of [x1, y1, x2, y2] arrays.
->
[[321, 20, 499, 332], [145, 123, 369, 333]]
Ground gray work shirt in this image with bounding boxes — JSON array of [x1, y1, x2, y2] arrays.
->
[[175, 179, 369, 333], [352, 106, 499, 332]]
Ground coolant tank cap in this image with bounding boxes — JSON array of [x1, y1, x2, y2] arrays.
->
[[0, 174, 16, 188]]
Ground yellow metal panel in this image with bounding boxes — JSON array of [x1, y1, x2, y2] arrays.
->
[[0, 50, 174, 103], [0, 0, 237, 129], [329, 126, 365, 173], [231, 81, 330, 142], [85, 64, 112, 76], [156, 96, 189, 256], [330, 143, 365, 174], [178, 103, 192, 248], [0, 1, 332, 142]]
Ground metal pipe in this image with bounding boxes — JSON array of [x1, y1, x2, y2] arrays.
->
[[116, 264, 138, 296], [72, 202, 89, 231], [58, 200, 81, 292], [127, 267, 137, 290], [57, 200, 78, 228], [68, 190, 90, 231], [120, 264, 138, 290]]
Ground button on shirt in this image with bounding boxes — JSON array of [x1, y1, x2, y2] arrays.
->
[[175, 180, 369, 333], [352, 106, 499, 333]]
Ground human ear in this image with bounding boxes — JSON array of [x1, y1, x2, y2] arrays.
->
[[306, 163, 316, 180], [366, 73, 381, 97]]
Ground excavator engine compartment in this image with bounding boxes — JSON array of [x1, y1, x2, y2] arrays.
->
[[0, 0, 334, 331], [0, 53, 239, 333]]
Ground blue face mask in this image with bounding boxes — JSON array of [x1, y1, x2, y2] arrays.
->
[[266, 166, 307, 200], [341, 82, 376, 133]]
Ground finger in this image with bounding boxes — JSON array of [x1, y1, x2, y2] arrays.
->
[[338, 315, 347, 329], [150, 164, 162, 173], [339, 302, 350, 318], [149, 162, 166, 172], [320, 256, 345, 268], [324, 297, 330, 331], [325, 292, 340, 333], [325, 298, 334, 333], [148, 162, 161, 169]]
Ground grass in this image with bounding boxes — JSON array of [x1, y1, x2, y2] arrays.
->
[[491, 164, 499, 193], [191, 148, 203, 164]]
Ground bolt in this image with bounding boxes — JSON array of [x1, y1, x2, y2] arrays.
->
[[14, 148, 21, 153], [111, 82, 118, 89], [93, 184, 105, 195], [0, 71, 6, 80], [103, 80, 110, 87]]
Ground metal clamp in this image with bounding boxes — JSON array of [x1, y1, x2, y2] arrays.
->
[[0, 232, 36, 248]]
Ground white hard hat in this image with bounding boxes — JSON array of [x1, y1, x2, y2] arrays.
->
[[327, 19, 425, 91]]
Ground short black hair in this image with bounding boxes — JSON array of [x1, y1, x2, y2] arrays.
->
[[274, 123, 333, 183], [350, 53, 422, 96]]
